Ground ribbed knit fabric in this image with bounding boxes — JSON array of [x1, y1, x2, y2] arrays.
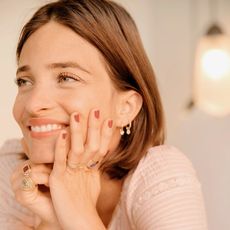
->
[[0, 139, 36, 230], [0, 139, 208, 230]]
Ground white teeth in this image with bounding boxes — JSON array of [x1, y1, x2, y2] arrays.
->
[[41, 125, 47, 132], [47, 124, 52, 131], [31, 124, 63, 133]]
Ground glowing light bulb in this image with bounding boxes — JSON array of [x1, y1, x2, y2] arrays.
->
[[201, 49, 230, 80]]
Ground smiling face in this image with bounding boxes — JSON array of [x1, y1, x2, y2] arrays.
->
[[13, 21, 122, 163]]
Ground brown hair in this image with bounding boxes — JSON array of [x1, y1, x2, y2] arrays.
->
[[17, 0, 165, 179]]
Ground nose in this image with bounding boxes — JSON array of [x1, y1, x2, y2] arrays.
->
[[25, 85, 56, 115]]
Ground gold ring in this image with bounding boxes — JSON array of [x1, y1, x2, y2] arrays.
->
[[21, 176, 36, 191], [67, 161, 86, 170], [22, 164, 32, 176], [21, 163, 36, 191]]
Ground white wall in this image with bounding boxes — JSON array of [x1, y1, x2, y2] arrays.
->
[[1, 0, 230, 229], [0, 0, 49, 144]]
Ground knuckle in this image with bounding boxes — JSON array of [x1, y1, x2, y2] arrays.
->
[[98, 150, 106, 157], [87, 144, 99, 154], [102, 126, 113, 138], [102, 131, 112, 139], [70, 147, 84, 156]]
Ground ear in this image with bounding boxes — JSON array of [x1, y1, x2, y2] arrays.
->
[[116, 90, 143, 127]]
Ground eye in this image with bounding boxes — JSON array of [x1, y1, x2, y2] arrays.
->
[[58, 72, 81, 83], [15, 78, 32, 87]]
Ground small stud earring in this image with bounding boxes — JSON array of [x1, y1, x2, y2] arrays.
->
[[126, 122, 132, 135]]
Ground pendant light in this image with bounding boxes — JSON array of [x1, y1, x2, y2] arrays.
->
[[193, 0, 230, 117]]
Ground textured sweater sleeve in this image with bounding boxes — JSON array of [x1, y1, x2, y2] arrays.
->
[[128, 145, 208, 230], [0, 139, 35, 229]]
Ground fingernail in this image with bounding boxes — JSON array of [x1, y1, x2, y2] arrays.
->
[[74, 114, 80, 122], [62, 133, 67, 139], [108, 120, 113, 128], [94, 110, 100, 119]]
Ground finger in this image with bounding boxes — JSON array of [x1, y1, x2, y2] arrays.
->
[[11, 161, 52, 182], [11, 171, 50, 191], [53, 130, 69, 174], [98, 119, 113, 157], [67, 112, 84, 165], [86, 119, 113, 170], [83, 109, 101, 162], [11, 162, 51, 191]]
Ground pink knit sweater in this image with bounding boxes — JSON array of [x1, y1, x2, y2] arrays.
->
[[0, 139, 208, 229]]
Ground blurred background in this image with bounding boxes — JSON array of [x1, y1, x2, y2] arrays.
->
[[0, 0, 229, 229]]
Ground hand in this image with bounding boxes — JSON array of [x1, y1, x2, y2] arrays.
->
[[11, 140, 61, 229], [49, 109, 113, 229]]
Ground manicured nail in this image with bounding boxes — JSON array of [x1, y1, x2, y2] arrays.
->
[[62, 133, 67, 139], [74, 114, 80, 123], [94, 110, 100, 119], [108, 120, 113, 128]]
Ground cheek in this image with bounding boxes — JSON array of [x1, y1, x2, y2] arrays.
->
[[63, 92, 114, 121], [60, 92, 90, 116], [12, 95, 23, 124]]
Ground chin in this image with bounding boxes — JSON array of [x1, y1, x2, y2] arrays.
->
[[26, 136, 57, 164]]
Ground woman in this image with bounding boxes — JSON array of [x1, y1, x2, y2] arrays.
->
[[0, 0, 208, 229]]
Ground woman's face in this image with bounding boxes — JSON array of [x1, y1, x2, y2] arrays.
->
[[13, 21, 122, 163]]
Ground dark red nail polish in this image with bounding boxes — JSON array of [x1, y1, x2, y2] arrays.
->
[[74, 114, 80, 122], [62, 133, 67, 139], [108, 120, 113, 128], [94, 110, 100, 119]]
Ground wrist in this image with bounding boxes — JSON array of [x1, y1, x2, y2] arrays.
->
[[74, 210, 107, 230]]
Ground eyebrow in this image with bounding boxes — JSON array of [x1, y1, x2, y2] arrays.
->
[[16, 61, 91, 75], [16, 65, 30, 75]]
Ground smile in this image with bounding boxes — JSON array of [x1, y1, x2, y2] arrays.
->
[[30, 124, 64, 133], [26, 118, 69, 138]]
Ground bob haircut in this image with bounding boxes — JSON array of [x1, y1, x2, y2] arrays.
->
[[17, 0, 165, 179]]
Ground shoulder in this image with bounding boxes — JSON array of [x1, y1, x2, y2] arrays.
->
[[126, 145, 199, 187], [0, 139, 23, 174], [0, 139, 35, 228], [123, 145, 201, 201], [138, 145, 197, 180], [121, 146, 208, 229], [0, 138, 23, 190], [0, 138, 23, 156]]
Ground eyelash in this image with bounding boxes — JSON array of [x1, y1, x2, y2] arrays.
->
[[15, 72, 81, 87], [15, 78, 31, 87], [57, 72, 81, 83]]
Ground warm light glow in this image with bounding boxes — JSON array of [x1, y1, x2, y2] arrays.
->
[[201, 49, 230, 80], [194, 34, 230, 117]]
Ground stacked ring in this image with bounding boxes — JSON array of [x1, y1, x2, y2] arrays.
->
[[21, 164, 36, 191], [67, 159, 100, 171], [67, 162, 86, 170]]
